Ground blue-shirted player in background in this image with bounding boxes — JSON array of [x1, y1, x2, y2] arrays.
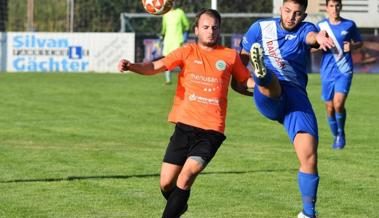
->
[[317, 0, 363, 149], [239, 0, 335, 217]]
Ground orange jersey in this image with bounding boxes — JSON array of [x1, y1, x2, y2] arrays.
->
[[161, 43, 250, 133]]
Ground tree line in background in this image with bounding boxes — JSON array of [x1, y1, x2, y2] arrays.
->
[[6, 0, 272, 33], [0, 0, 6, 31]]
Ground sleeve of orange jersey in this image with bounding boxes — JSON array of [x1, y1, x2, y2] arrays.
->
[[231, 51, 250, 83], [161, 45, 188, 71]]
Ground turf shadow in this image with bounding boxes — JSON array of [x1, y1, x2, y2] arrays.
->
[[0, 168, 297, 184]]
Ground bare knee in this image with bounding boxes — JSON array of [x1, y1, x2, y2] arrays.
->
[[300, 153, 317, 172], [176, 158, 204, 190], [176, 171, 198, 190], [333, 93, 347, 113], [160, 179, 175, 191], [160, 163, 182, 191], [294, 133, 318, 174], [325, 102, 335, 116], [334, 102, 345, 113]]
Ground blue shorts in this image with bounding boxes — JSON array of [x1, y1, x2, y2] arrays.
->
[[321, 73, 353, 101], [253, 82, 318, 143]]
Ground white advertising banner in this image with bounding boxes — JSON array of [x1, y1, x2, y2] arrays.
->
[[3, 32, 135, 73]]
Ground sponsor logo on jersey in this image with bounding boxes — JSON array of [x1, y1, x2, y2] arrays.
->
[[188, 93, 220, 105], [190, 73, 220, 84], [285, 34, 297, 40], [216, 60, 226, 71], [266, 40, 285, 69]]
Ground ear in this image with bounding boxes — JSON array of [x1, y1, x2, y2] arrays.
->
[[195, 26, 199, 37], [302, 13, 308, 21]]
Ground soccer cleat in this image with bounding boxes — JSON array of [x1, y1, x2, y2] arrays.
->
[[250, 43, 267, 78], [332, 136, 338, 149], [297, 211, 316, 218], [333, 133, 346, 149]]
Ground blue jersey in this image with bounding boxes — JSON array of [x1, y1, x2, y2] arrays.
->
[[317, 18, 362, 80], [241, 18, 317, 91]]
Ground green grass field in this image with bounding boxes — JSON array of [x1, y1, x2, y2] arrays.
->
[[0, 73, 378, 218]]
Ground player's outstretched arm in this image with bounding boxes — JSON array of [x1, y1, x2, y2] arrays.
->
[[343, 40, 363, 53], [231, 77, 254, 96], [306, 30, 335, 51], [118, 59, 166, 75], [239, 49, 251, 67]]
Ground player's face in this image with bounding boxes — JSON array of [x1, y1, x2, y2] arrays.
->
[[280, 1, 307, 31], [195, 14, 220, 47], [326, 1, 342, 20]]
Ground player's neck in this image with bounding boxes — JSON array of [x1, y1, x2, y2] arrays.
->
[[329, 17, 341, 25], [197, 43, 218, 51]]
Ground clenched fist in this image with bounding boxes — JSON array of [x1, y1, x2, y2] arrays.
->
[[118, 59, 131, 72], [343, 41, 351, 53]]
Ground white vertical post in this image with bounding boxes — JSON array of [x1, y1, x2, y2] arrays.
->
[[211, 0, 217, 10], [70, 0, 74, 32], [66, 0, 70, 31], [27, 0, 34, 31]]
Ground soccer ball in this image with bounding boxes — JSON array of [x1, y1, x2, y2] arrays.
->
[[141, 0, 174, 15]]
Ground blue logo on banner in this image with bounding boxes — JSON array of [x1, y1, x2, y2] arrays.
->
[[68, 46, 83, 59]]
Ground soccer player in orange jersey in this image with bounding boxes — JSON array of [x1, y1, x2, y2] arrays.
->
[[118, 9, 254, 218]]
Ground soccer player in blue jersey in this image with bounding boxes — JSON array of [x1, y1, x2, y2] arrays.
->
[[317, 0, 363, 149], [239, 0, 335, 217]]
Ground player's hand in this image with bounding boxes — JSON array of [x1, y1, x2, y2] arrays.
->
[[316, 30, 335, 51], [343, 41, 351, 52], [118, 59, 130, 72]]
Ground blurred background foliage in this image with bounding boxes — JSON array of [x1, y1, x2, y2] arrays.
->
[[6, 0, 272, 33]]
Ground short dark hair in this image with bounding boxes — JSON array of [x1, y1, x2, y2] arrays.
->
[[283, 0, 308, 10], [194, 8, 221, 28], [326, 0, 342, 5]]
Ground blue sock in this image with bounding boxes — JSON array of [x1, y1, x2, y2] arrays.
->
[[298, 171, 319, 217], [335, 111, 346, 135], [252, 70, 272, 87], [327, 115, 338, 137]]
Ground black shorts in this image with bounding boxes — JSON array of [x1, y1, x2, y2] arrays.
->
[[163, 123, 226, 166]]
